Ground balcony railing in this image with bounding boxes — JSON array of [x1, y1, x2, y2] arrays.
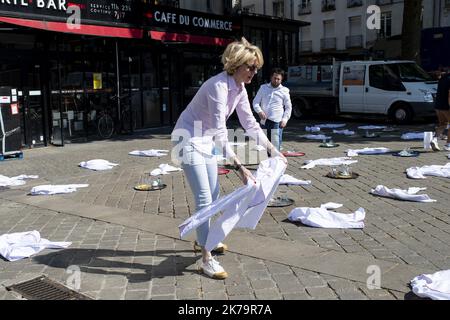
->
[[321, 37, 336, 50], [346, 35, 363, 48], [298, 4, 312, 15], [347, 0, 362, 8], [300, 40, 313, 52]]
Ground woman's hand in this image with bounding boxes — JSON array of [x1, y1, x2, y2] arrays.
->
[[237, 165, 256, 185], [267, 144, 288, 165]]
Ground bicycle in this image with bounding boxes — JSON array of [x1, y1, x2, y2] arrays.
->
[[87, 98, 115, 139]]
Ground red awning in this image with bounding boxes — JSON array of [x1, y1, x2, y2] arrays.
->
[[149, 31, 232, 46], [0, 16, 143, 39]]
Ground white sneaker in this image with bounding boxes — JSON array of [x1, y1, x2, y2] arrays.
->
[[430, 138, 441, 151], [194, 241, 228, 254], [200, 258, 228, 279]]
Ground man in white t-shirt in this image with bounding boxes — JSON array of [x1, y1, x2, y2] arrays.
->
[[253, 68, 292, 151]]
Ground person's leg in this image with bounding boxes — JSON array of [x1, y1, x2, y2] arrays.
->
[[443, 110, 450, 147], [278, 127, 284, 151], [268, 120, 281, 151], [435, 110, 447, 138]]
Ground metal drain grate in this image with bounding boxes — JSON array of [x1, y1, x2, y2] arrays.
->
[[6, 276, 92, 300]]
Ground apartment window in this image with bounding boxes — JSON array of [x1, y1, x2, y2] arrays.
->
[[347, 0, 362, 8], [322, 0, 336, 12], [298, 0, 311, 15], [378, 12, 392, 39], [273, 1, 285, 18], [243, 4, 256, 13]]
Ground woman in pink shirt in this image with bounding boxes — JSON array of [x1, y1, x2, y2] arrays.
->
[[172, 38, 286, 279]]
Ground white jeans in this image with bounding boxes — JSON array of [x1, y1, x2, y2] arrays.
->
[[181, 144, 219, 247]]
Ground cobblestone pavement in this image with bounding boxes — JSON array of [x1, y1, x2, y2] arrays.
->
[[1, 118, 449, 300]]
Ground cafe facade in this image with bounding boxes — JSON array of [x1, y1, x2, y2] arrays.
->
[[0, 0, 304, 147]]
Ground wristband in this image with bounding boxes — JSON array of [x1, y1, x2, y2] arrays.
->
[[234, 163, 242, 171]]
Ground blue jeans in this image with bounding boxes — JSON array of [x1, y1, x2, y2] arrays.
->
[[180, 144, 219, 247], [263, 119, 283, 151]]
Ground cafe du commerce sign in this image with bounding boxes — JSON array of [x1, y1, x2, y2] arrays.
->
[[145, 5, 239, 37], [0, 0, 143, 27]]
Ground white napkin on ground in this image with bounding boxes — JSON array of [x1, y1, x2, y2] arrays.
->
[[301, 134, 332, 140], [279, 174, 312, 186], [347, 147, 391, 157], [411, 270, 450, 300], [406, 163, 450, 179], [0, 175, 39, 187], [129, 149, 169, 157], [401, 132, 425, 140], [358, 125, 387, 130], [150, 164, 183, 176], [302, 157, 358, 169], [333, 129, 355, 136], [370, 185, 436, 203], [0, 231, 71, 262], [31, 184, 89, 195], [79, 159, 118, 171], [288, 203, 365, 229], [306, 126, 321, 132]]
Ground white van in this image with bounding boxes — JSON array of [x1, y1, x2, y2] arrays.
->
[[286, 60, 437, 124]]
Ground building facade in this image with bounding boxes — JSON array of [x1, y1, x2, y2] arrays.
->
[[0, 0, 305, 148]]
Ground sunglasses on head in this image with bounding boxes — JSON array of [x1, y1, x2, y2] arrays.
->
[[245, 64, 258, 72]]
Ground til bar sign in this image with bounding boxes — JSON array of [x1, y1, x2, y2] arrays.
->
[[0, 0, 143, 26]]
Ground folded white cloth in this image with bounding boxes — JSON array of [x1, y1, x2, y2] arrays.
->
[[0, 231, 71, 261], [179, 157, 286, 252], [79, 159, 118, 171], [288, 203, 365, 229], [316, 124, 347, 129], [406, 163, 450, 179], [150, 164, 183, 176], [411, 270, 450, 300], [358, 125, 387, 130], [129, 149, 169, 157], [302, 157, 358, 169], [333, 129, 355, 136], [347, 147, 391, 157], [401, 132, 425, 140], [370, 185, 436, 203], [31, 184, 89, 195], [301, 134, 332, 140], [279, 174, 312, 186], [306, 126, 321, 133], [0, 175, 39, 187]]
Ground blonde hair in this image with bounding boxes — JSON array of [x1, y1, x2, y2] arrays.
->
[[221, 37, 264, 75]]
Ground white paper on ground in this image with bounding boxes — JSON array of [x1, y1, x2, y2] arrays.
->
[[346, 147, 391, 157], [288, 204, 365, 229], [406, 163, 450, 179], [370, 185, 436, 203], [79, 159, 118, 171], [411, 270, 450, 300], [316, 124, 347, 129], [302, 157, 358, 169], [150, 164, 183, 176], [129, 149, 169, 157], [0, 231, 71, 262], [0, 175, 39, 187], [30, 184, 89, 195], [305, 126, 321, 132]]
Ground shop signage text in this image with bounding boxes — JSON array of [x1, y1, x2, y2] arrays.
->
[[153, 10, 233, 32], [0, 0, 67, 11]]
